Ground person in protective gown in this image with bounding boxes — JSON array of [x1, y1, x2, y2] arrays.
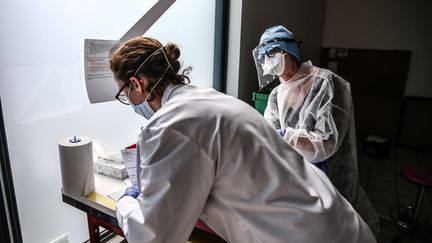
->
[[253, 25, 381, 238], [110, 36, 377, 243]]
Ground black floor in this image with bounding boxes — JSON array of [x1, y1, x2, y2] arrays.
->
[[358, 146, 432, 243]]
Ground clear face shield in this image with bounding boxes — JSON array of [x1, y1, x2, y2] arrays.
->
[[252, 47, 280, 90], [253, 38, 300, 90]]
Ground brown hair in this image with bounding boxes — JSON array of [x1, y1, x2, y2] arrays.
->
[[110, 36, 191, 101]]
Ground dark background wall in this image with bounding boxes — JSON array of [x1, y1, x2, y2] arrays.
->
[[322, 0, 432, 150], [323, 0, 432, 98]]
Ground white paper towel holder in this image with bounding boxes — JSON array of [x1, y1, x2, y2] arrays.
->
[[58, 135, 95, 197]]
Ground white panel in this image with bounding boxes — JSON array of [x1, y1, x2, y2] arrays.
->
[[226, 0, 243, 97], [0, 0, 215, 242], [145, 0, 216, 88]]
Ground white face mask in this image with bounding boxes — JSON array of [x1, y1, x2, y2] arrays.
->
[[131, 101, 155, 120], [262, 52, 286, 76], [131, 100, 155, 120]]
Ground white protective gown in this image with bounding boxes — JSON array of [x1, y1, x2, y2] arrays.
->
[[264, 61, 380, 237], [116, 84, 376, 243], [264, 61, 358, 203]]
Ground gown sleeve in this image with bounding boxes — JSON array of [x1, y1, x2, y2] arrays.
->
[[283, 75, 352, 163], [116, 126, 215, 243], [264, 88, 281, 130]]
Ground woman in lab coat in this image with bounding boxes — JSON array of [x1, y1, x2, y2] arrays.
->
[[109, 36, 376, 243]]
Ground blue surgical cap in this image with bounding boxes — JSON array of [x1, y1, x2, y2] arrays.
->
[[258, 25, 301, 62]]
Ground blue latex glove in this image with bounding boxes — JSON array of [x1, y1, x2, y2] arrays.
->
[[123, 186, 140, 199], [312, 161, 329, 174], [277, 128, 286, 137]]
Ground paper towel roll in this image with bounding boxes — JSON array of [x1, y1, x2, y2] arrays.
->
[[59, 136, 95, 197]]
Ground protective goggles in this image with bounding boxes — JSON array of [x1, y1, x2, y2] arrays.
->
[[255, 38, 297, 64]]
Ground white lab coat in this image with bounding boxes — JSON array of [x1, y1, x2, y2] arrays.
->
[[116, 84, 376, 243]]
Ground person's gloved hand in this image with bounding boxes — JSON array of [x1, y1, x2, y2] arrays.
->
[[276, 128, 286, 137], [123, 186, 140, 199], [313, 161, 329, 174]]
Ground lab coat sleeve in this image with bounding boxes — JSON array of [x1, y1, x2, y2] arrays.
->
[[283, 76, 351, 163], [116, 127, 215, 243], [264, 88, 281, 129]]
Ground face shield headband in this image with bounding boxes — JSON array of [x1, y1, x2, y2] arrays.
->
[[255, 37, 297, 64]]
